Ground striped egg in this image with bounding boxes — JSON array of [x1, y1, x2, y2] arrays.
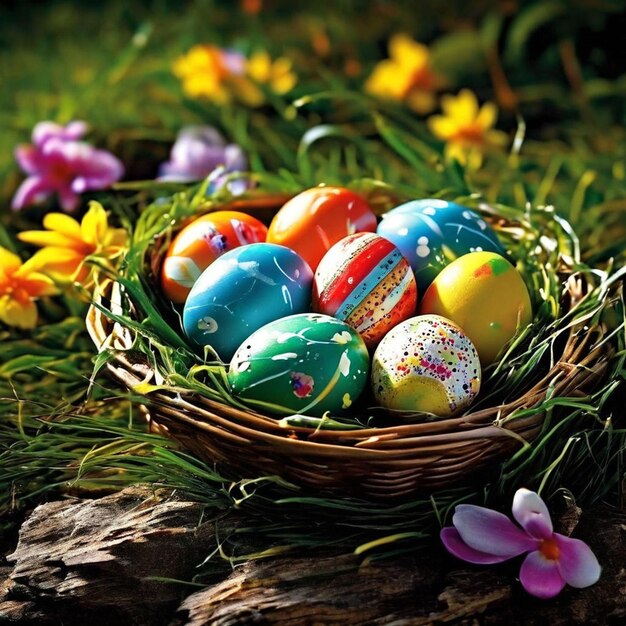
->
[[312, 233, 417, 348]]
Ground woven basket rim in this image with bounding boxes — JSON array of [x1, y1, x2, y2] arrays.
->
[[85, 201, 615, 498]]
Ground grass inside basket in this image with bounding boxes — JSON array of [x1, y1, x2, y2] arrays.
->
[[86, 181, 623, 501]]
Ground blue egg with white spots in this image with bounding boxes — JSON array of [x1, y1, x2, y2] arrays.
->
[[183, 243, 313, 361], [377, 199, 506, 293]]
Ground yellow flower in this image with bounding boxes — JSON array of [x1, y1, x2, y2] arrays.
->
[[173, 44, 245, 103], [247, 51, 297, 96], [0, 247, 58, 329], [365, 34, 442, 114], [427, 89, 508, 168], [18, 201, 128, 285], [173, 44, 296, 107]]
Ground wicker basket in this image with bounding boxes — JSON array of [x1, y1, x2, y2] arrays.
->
[[86, 202, 612, 500]]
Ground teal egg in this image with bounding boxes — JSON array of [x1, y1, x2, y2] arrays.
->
[[228, 313, 370, 416], [183, 243, 313, 361], [376, 199, 506, 293]]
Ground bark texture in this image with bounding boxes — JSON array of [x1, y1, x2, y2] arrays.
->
[[1, 487, 214, 625], [1, 487, 625, 625]]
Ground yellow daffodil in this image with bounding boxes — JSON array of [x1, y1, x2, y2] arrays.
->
[[427, 89, 508, 168], [365, 34, 442, 114], [173, 44, 246, 103], [247, 51, 297, 96], [18, 201, 128, 285], [173, 44, 297, 107], [0, 247, 58, 329]]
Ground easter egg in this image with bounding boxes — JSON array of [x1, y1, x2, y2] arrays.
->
[[419, 251, 532, 364], [183, 243, 313, 361], [266, 186, 377, 271], [161, 211, 268, 303], [371, 315, 481, 417], [376, 199, 505, 293], [229, 313, 370, 416], [312, 232, 417, 349]]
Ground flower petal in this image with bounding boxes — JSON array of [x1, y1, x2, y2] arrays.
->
[[63, 121, 89, 140], [271, 67, 297, 95], [554, 533, 601, 588], [14, 272, 59, 297], [26, 247, 85, 277], [0, 247, 22, 273], [441, 89, 478, 123], [43, 213, 83, 240], [69, 149, 124, 192], [453, 504, 537, 558], [11, 176, 53, 211], [81, 202, 109, 246], [512, 489, 553, 539], [224, 144, 248, 171], [427, 115, 458, 140], [57, 186, 81, 212], [0, 295, 38, 329], [444, 142, 469, 166], [389, 34, 428, 67], [15, 144, 44, 175], [365, 60, 407, 100], [519, 550, 566, 599], [247, 51, 271, 82], [440, 527, 512, 564], [18, 229, 86, 250], [33, 120, 87, 146], [102, 228, 128, 251], [476, 101, 498, 130]]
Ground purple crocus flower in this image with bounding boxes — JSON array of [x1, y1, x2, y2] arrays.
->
[[440, 488, 601, 599], [157, 126, 248, 194], [12, 121, 124, 213]]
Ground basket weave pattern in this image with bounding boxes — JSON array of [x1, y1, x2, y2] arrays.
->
[[86, 212, 611, 499]]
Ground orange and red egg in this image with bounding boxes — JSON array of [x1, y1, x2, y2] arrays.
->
[[266, 186, 377, 272]]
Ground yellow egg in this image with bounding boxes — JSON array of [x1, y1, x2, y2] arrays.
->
[[419, 252, 532, 364]]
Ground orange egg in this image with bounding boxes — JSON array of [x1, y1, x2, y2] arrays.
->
[[266, 186, 377, 271], [161, 211, 268, 303]]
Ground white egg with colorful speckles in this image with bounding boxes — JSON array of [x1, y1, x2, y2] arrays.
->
[[371, 314, 481, 417]]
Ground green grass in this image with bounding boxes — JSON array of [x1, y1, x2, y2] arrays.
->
[[1, 0, 625, 568]]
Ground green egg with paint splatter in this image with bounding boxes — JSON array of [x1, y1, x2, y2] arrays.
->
[[228, 313, 370, 417]]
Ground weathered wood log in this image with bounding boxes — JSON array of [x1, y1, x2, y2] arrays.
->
[[174, 506, 626, 626], [0, 486, 215, 625], [2, 486, 625, 625]]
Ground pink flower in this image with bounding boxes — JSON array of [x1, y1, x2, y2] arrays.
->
[[440, 488, 601, 599], [12, 121, 124, 213], [157, 126, 248, 194]]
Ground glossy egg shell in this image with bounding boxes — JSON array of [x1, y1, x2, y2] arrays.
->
[[313, 232, 417, 349], [376, 199, 505, 293], [419, 251, 532, 364], [266, 186, 377, 271], [371, 314, 481, 417], [183, 243, 313, 361], [229, 313, 370, 417], [161, 211, 268, 303]]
